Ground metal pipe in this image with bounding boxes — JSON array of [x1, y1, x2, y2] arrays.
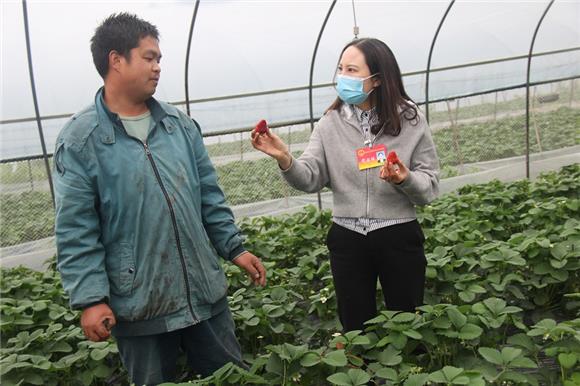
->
[[2, 73, 578, 164], [3, 46, 578, 125], [425, 0, 455, 123], [184, 0, 201, 117], [526, 0, 555, 179], [309, 0, 337, 210], [22, 0, 54, 205]]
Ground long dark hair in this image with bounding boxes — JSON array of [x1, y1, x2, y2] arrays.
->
[[327, 38, 417, 136]]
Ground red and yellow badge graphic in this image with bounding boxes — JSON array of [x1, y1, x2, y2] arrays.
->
[[356, 144, 387, 170]]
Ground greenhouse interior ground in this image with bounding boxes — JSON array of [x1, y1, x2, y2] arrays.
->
[[1, 1, 579, 385]]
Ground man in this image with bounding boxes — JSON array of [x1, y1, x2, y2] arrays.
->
[[53, 13, 266, 385]]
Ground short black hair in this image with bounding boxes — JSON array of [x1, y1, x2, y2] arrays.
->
[[90, 13, 159, 79]]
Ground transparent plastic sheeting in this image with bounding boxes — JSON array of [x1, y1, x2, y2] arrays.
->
[[1, 0, 579, 160]]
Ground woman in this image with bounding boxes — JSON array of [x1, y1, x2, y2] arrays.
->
[[251, 38, 439, 332]]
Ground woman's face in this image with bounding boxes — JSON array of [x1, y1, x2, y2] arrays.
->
[[337, 45, 379, 94]]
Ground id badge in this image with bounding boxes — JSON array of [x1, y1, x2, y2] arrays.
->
[[356, 144, 387, 170]]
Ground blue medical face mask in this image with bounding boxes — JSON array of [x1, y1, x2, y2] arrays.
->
[[335, 74, 378, 105]]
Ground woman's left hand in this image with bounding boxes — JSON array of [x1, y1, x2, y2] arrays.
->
[[380, 159, 409, 184]]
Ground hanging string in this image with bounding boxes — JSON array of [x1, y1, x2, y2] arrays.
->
[[351, 0, 359, 38]]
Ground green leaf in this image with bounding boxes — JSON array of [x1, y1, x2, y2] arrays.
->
[[327, 372, 352, 386], [433, 317, 452, 329], [375, 367, 397, 381], [507, 256, 526, 266], [93, 364, 112, 378], [79, 370, 94, 386], [347, 368, 371, 385], [471, 303, 487, 315], [13, 318, 33, 326], [351, 335, 371, 346], [391, 312, 416, 323], [0, 362, 32, 376], [270, 287, 287, 302], [49, 341, 73, 353], [364, 314, 386, 325], [468, 284, 487, 294], [263, 304, 285, 318], [551, 243, 569, 259], [48, 310, 65, 320], [564, 372, 580, 386], [462, 371, 486, 386], [536, 238, 551, 248], [375, 336, 391, 348], [459, 291, 475, 303], [57, 351, 88, 367], [507, 333, 537, 353], [237, 309, 255, 320], [502, 370, 529, 384], [270, 323, 284, 334], [245, 317, 260, 326], [510, 356, 538, 369], [391, 333, 408, 349], [403, 329, 423, 340], [31, 359, 51, 370], [550, 259, 568, 269], [265, 353, 283, 375], [550, 269, 569, 282], [429, 370, 448, 383], [479, 347, 503, 365], [483, 297, 507, 315], [447, 308, 467, 329], [458, 323, 483, 340], [403, 373, 429, 386], [322, 350, 348, 367], [558, 353, 577, 369], [344, 330, 363, 340], [23, 373, 44, 385], [453, 376, 471, 385], [89, 348, 109, 361], [378, 346, 402, 366], [32, 301, 47, 311], [501, 347, 522, 363], [442, 366, 465, 381], [283, 343, 308, 361], [348, 355, 365, 367]]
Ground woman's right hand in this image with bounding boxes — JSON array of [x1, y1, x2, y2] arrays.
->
[[250, 127, 292, 169]]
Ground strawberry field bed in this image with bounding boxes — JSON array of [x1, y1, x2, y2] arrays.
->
[[1, 164, 579, 386]]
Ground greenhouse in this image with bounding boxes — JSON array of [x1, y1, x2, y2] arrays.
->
[[0, 0, 578, 385]]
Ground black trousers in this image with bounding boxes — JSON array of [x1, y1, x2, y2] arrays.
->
[[326, 220, 427, 332]]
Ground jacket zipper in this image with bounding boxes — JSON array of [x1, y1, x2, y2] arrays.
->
[[363, 127, 384, 219], [142, 142, 197, 322], [345, 108, 385, 220]]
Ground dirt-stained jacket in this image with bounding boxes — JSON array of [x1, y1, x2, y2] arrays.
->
[[53, 88, 245, 336]]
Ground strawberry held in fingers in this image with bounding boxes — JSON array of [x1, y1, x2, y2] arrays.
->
[[255, 119, 269, 134], [387, 151, 399, 164]]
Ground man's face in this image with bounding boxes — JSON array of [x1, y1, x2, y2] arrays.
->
[[119, 36, 161, 101]]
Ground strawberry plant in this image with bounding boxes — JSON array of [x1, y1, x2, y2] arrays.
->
[[2, 164, 578, 385]]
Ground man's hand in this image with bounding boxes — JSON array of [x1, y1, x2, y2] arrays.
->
[[80, 303, 116, 342], [233, 252, 267, 286]]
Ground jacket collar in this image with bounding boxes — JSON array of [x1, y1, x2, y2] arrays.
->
[[340, 102, 411, 138], [340, 104, 362, 131], [95, 87, 179, 144]]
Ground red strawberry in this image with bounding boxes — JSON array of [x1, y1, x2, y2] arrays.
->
[[255, 119, 268, 134], [387, 151, 399, 164]]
